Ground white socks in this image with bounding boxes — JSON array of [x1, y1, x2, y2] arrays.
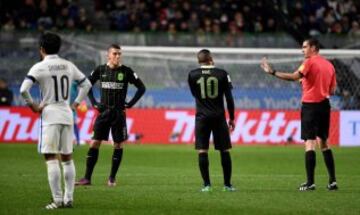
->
[[62, 160, 75, 204], [46, 159, 76, 204], [46, 160, 62, 204]]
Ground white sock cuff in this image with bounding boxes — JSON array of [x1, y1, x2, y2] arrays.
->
[[46, 159, 60, 165], [61, 160, 74, 166]]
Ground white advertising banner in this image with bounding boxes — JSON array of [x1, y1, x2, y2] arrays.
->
[[340, 111, 360, 146]]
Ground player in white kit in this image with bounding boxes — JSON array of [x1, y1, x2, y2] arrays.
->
[[20, 32, 92, 209]]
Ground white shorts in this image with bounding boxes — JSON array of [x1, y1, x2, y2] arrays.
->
[[38, 124, 73, 154]]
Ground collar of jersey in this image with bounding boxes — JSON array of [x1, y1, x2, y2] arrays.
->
[[200, 65, 215, 69], [106, 63, 122, 68], [44, 54, 59, 60]]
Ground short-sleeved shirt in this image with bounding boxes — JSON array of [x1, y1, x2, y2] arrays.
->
[[188, 65, 233, 118], [298, 55, 336, 103], [26, 55, 87, 125], [88, 64, 141, 109]]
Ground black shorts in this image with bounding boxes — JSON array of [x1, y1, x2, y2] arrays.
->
[[301, 99, 330, 141], [92, 108, 128, 143], [195, 115, 232, 151]]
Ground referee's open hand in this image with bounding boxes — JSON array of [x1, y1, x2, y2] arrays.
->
[[260, 57, 273, 74]]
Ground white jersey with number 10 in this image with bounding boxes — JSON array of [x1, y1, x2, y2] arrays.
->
[[26, 54, 87, 125]]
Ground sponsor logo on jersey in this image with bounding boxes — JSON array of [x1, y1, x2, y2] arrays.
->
[[101, 82, 124, 89]]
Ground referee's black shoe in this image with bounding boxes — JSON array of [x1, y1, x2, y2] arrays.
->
[[299, 182, 316, 191], [327, 182, 338, 191]]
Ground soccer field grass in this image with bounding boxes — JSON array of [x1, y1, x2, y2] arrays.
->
[[0, 144, 359, 215]]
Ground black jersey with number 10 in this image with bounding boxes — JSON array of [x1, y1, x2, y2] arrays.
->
[[188, 65, 233, 118]]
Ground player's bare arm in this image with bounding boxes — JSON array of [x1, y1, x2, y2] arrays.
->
[[261, 57, 302, 81]]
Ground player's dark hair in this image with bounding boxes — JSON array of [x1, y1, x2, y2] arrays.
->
[[197, 49, 212, 64], [39, 32, 61, 54], [305, 38, 320, 51], [108, 44, 121, 50]]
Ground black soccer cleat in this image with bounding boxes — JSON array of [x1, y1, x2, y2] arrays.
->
[[299, 182, 316, 191], [63, 201, 73, 208], [327, 182, 338, 191]]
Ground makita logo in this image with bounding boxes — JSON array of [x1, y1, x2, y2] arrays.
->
[[0, 108, 341, 145], [0, 110, 39, 141], [0, 109, 135, 142], [166, 111, 301, 143]]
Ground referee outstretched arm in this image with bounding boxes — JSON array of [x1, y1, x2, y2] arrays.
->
[[261, 57, 303, 82]]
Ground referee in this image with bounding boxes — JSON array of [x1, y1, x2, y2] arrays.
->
[[76, 44, 146, 186], [260, 38, 338, 191]]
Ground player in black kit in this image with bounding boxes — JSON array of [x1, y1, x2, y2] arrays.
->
[[188, 49, 236, 192], [76, 44, 146, 186]]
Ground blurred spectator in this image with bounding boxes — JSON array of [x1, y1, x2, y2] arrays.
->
[[0, 0, 359, 38], [349, 21, 360, 40], [1, 0, 84, 31], [0, 78, 13, 106], [340, 90, 359, 110]]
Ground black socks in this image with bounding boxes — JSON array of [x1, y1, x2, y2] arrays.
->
[[322, 149, 336, 183], [110, 148, 123, 179], [220, 151, 232, 187], [198, 153, 210, 186], [305, 150, 316, 185], [85, 148, 99, 180]]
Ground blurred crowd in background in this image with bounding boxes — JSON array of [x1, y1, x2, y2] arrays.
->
[[1, 0, 360, 38]]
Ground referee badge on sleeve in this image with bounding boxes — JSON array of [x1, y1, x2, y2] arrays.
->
[[298, 64, 305, 72]]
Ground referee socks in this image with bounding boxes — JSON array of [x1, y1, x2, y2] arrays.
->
[[322, 149, 336, 183], [305, 150, 316, 185]]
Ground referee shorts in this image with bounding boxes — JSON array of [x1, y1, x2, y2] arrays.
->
[[301, 99, 331, 141], [195, 115, 232, 151], [92, 108, 128, 143]]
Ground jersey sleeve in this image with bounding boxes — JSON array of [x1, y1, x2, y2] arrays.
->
[[223, 71, 235, 120], [298, 59, 311, 77], [88, 66, 101, 85], [71, 63, 87, 84], [127, 67, 141, 84], [330, 68, 337, 92], [225, 72, 233, 90], [26, 64, 42, 83], [187, 72, 196, 97]]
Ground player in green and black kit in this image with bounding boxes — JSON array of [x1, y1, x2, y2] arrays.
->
[[188, 49, 236, 192], [76, 44, 146, 186]]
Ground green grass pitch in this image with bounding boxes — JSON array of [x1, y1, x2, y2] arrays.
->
[[0, 143, 359, 215]]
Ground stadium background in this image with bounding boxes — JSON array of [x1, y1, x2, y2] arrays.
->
[[0, 0, 360, 146], [1, 1, 360, 215]]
